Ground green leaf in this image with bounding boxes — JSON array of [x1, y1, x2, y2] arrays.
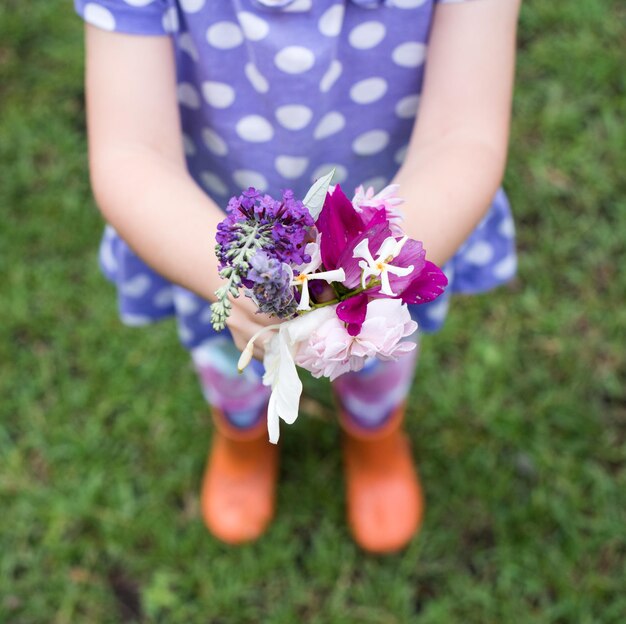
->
[[302, 168, 335, 220]]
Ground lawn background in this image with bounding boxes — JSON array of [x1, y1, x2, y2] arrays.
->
[[1, 0, 625, 622]]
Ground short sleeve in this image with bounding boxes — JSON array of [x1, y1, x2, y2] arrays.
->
[[73, 0, 179, 36]]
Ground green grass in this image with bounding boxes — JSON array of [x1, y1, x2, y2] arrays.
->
[[1, 1, 625, 622]]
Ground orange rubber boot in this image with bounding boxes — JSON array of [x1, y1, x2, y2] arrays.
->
[[341, 403, 424, 554], [201, 408, 278, 544]]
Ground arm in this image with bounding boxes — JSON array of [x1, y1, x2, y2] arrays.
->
[[84, 25, 271, 354], [394, 0, 522, 266]]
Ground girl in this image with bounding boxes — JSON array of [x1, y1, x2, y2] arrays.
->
[[75, 0, 521, 553]]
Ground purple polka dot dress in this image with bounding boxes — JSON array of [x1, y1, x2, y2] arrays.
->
[[74, 0, 517, 351]]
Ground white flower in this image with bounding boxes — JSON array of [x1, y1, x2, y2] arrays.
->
[[290, 239, 345, 311], [238, 306, 337, 443], [352, 235, 414, 296]]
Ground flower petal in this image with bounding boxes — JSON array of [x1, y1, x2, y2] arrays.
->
[[336, 292, 369, 336], [400, 261, 448, 304], [316, 185, 366, 270]]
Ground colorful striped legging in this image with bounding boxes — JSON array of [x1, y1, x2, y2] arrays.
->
[[191, 335, 419, 435]]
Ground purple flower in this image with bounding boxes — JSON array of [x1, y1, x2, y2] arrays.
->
[[246, 251, 297, 318], [216, 187, 314, 269]]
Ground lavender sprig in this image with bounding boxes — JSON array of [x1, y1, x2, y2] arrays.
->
[[246, 251, 297, 318], [210, 187, 314, 331]]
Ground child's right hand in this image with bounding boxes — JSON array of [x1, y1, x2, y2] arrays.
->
[[225, 297, 280, 362]]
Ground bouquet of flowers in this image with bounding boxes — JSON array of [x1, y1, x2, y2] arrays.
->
[[210, 171, 448, 443]]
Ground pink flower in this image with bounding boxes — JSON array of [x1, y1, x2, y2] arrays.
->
[[352, 183, 405, 235], [295, 299, 418, 381]]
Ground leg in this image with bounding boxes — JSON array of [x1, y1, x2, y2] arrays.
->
[[190, 337, 278, 544], [332, 338, 424, 553]]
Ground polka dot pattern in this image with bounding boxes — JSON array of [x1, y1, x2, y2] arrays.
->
[[275, 156, 309, 179], [236, 115, 274, 142], [244, 63, 269, 93], [77, 0, 516, 349], [350, 77, 387, 104], [320, 60, 342, 92], [349, 21, 386, 50], [202, 127, 228, 156], [314, 111, 346, 139], [201, 171, 228, 196], [318, 4, 345, 37], [233, 169, 268, 191], [275, 46, 315, 74], [83, 4, 116, 30], [352, 130, 390, 156], [207, 22, 243, 49], [275, 105, 313, 130], [238, 12, 270, 41], [201, 81, 236, 108], [392, 42, 427, 67]]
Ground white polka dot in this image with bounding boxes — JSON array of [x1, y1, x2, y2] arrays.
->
[[206, 22, 243, 49], [320, 60, 342, 92], [180, 0, 205, 13], [395, 94, 420, 118], [350, 77, 388, 105], [201, 81, 235, 108], [83, 4, 116, 31], [425, 298, 449, 323], [202, 128, 228, 156], [100, 240, 118, 273], [174, 291, 200, 315], [177, 83, 201, 109], [313, 112, 345, 139], [392, 42, 427, 68], [318, 4, 345, 37], [179, 33, 199, 61], [393, 0, 428, 7], [275, 105, 313, 131], [121, 274, 151, 298], [312, 164, 347, 184], [178, 324, 194, 343], [162, 7, 178, 33], [349, 21, 386, 49], [275, 156, 309, 179], [498, 217, 516, 238], [236, 116, 274, 142], [233, 170, 268, 191], [238, 12, 269, 41], [200, 171, 228, 196], [244, 63, 269, 93], [198, 306, 214, 325], [284, 0, 312, 11], [275, 46, 315, 74], [123, 0, 155, 6], [352, 130, 390, 156], [493, 254, 517, 280], [463, 241, 494, 266], [153, 287, 174, 309], [121, 313, 152, 326], [361, 176, 388, 193], [182, 134, 196, 156], [395, 145, 408, 165]]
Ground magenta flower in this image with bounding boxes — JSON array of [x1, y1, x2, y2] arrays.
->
[[316, 185, 448, 336]]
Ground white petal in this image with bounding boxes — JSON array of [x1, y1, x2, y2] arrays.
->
[[267, 393, 280, 444], [352, 238, 376, 267], [380, 269, 395, 296], [375, 236, 398, 260]]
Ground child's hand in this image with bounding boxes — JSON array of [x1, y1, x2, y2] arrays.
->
[[226, 297, 280, 362]]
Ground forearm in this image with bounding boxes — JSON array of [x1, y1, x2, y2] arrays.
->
[[90, 145, 224, 302], [393, 135, 506, 267]]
